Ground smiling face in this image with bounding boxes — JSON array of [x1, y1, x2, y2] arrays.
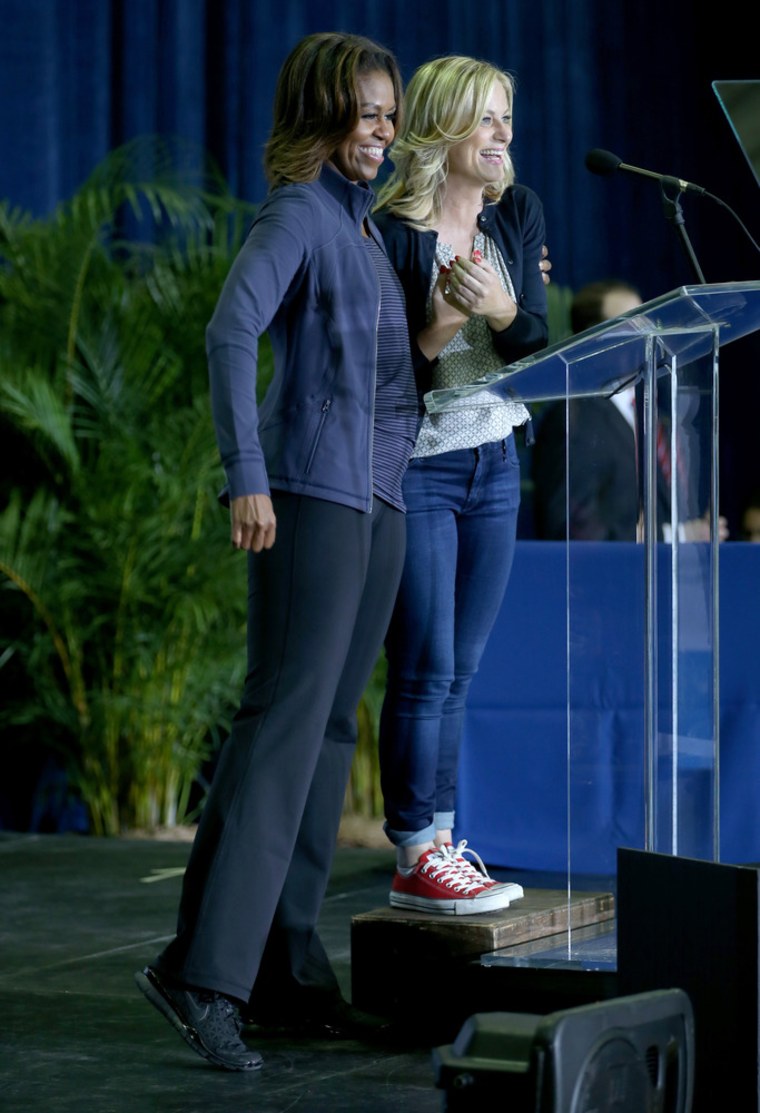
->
[[446, 80, 512, 189], [329, 70, 397, 183]]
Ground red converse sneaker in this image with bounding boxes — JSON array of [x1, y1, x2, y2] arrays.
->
[[390, 845, 523, 915]]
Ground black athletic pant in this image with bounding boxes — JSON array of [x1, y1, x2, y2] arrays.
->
[[156, 493, 405, 1004]]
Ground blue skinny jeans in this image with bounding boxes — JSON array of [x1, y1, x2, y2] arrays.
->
[[379, 436, 521, 846]]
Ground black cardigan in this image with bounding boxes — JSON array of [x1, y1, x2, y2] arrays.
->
[[373, 183, 549, 398]]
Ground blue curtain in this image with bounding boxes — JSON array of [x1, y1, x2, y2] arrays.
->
[[3, 0, 757, 289], [2, 0, 758, 521]]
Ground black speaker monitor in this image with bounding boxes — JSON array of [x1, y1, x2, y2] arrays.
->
[[433, 988, 694, 1112]]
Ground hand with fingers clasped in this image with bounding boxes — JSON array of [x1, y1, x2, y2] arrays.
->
[[441, 250, 518, 332], [230, 493, 277, 552]]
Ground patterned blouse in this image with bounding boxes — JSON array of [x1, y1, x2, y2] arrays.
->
[[412, 230, 530, 458]]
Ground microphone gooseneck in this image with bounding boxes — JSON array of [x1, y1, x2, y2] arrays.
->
[[584, 148, 706, 195], [585, 147, 709, 281], [584, 146, 760, 280]]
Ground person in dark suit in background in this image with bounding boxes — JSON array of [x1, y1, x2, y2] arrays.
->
[[531, 279, 728, 542], [531, 280, 729, 545], [740, 488, 760, 541], [531, 280, 644, 540]]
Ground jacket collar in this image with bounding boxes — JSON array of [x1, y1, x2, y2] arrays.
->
[[319, 162, 375, 225]]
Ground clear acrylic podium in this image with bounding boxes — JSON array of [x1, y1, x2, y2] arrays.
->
[[426, 280, 760, 968]]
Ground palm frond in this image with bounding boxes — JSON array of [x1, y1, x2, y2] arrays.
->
[[0, 370, 80, 476]]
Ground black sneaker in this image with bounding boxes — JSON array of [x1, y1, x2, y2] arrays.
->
[[135, 965, 262, 1071]]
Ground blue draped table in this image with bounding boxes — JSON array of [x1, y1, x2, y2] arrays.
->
[[455, 541, 760, 874]]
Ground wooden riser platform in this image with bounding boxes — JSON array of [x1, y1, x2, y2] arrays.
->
[[351, 888, 617, 1040]]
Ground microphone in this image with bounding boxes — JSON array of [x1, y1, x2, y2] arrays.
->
[[585, 148, 707, 195]]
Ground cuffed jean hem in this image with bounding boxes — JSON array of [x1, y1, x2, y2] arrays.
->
[[434, 811, 455, 832], [383, 820, 436, 848]]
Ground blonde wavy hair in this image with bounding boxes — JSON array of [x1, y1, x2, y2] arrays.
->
[[375, 55, 515, 228]]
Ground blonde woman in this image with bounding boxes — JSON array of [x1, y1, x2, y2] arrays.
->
[[375, 55, 548, 914]]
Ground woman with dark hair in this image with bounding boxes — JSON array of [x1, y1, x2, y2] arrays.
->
[[373, 55, 548, 914], [135, 31, 417, 1071]]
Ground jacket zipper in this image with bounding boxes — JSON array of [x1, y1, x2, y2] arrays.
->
[[305, 398, 333, 473], [367, 276, 380, 514]]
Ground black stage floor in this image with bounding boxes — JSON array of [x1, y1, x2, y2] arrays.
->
[[1, 831, 453, 1113]]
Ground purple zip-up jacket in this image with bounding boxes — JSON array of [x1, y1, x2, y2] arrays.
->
[[207, 163, 397, 513]]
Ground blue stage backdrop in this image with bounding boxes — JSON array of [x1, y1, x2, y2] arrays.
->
[[1, 0, 757, 290]]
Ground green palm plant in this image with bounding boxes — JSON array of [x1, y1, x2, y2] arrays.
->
[[0, 136, 390, 836], [0, 138, 261, 834]]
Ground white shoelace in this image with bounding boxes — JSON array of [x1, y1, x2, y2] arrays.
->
[[448, 839, 494, 883], [419, 845, 489, 894]]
